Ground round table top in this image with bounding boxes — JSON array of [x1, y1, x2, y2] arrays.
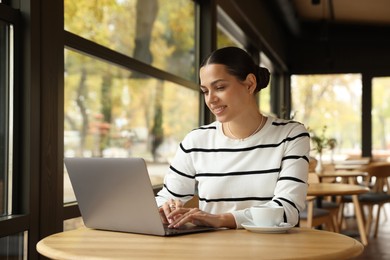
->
[[307, 183, 369, 196], [36, 227, 363, 260]]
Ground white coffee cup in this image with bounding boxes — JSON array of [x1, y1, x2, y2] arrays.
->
[[244, 205, 284, 227]]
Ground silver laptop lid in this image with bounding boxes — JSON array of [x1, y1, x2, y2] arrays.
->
[[64, 157, 166, 236]]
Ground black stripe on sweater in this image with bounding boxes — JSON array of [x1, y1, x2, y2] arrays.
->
[[282, 155, 309, 163], [163, 184, 194, 198], [273, 200, 288, 223], [274, 197, 299, 213], [180, 132, 310, 153], [169, 165, 195, 179], [198, 196, 274, 203], [195, 126, 217, 130], [278, 176, 306, 184], [272, 120, 300, 126], [196, 168, 280, 178]]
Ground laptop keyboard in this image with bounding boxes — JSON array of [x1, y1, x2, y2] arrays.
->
[[164, 226, 183, 235], [163, 224, 215, 235]]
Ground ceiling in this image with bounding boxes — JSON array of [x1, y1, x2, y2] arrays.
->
[[271, 0, 390, 40], [291, 0, 390, 26], [220, 0, 390, 74], [270, 0, 390, 74]]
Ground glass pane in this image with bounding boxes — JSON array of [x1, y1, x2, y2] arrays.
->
[[372, 77, 390, 161], [0, 20, 11, 217], [216, 25, 242, 49], [216, 6, 244, 50], [259, 82, 271, 115], [64, 49, 199, 203], [259, 52, 272, 116], [0, 232, 26, 259], [291, 74, 362, 162], [64, 0, 196, 81]]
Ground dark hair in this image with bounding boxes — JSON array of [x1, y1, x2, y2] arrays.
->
[[200, 47, 270, 93]]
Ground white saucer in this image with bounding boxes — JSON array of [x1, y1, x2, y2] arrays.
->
[[241, 222, 293, 234]]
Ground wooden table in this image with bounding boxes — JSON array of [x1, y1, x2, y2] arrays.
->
[[335, 164, 365, 171], [334, 159, 370, 171], [317, 170, 368, 184], [307, 183, 370, 245], [36, 227, 363, 260]]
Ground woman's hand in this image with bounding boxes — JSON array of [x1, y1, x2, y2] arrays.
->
[[158, 199, 184, 224], [167, 207, 236, 229]]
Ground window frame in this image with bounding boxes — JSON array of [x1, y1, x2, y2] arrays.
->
[[0, 3, 27, 238]]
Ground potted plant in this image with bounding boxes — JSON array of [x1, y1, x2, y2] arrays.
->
[[309, 126, 337, 173]]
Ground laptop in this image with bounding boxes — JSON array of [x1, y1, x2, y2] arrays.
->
[[64, 157, 216, 236]]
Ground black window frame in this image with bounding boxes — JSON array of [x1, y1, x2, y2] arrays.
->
[[0, 3, 26, 238]]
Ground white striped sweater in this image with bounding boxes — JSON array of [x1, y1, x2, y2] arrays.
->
[[156, 117, 310, 228]]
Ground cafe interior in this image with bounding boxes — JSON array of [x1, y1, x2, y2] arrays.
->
[[1, 0, 390, 259]]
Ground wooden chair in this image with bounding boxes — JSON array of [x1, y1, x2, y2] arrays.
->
[[360, 163, 390, 237], [317, 163, 344, 230], [300, 196, 336, 231], [320, 163, 337, 184], [300, 173, 337, 231], [184, 195, 199, 208], [308, 162, 341, 232], [341, 162, 390, 237], [308, 156, 317, 172]]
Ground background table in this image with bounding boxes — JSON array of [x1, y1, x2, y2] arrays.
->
[[37, 227, 363, 260], [317, 170, 368, 184], [335, 164, 365, 171], [334, 158, 370, 171], [307, 183, 369, 245]]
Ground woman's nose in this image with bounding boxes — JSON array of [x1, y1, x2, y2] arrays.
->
[[207, 91, 218, 104]]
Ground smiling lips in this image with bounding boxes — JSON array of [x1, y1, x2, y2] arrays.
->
[[212, 106, 227, 116]]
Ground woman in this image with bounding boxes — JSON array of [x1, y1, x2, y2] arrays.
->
[[156, 47, 310, 229]]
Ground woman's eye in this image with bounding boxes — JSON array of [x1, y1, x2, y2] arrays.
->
[[200, 89, 208, 95], [216, 86, 225, 91]]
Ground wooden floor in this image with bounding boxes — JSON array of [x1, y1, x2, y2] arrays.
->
[[345, 204, 390, 259]]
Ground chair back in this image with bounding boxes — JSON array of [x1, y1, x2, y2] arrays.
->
[[361, 163, 390, 193], [308, 172, 320, 184], [320, 163, 337, 183], [308, 157, 317, 172]]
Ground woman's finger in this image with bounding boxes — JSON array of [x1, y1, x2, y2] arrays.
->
[[158, 207, 169, 224], [161, 199, 184, 223], [168, 208, 200, 228]]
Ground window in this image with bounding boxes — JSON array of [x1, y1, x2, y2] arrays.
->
[[64, 49, 199, 202], [0, 232, 26, 259], [217, 6, 244, 49], [64, 0, 199, 204], [372, 77, 390, 161], [259, 52, 272, 116], [291, 74, 362, 161], [65, 0, 196, 81], [217, 25, 241, 49]]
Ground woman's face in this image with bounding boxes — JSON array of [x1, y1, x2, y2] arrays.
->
[[199, 64, 255, 123]]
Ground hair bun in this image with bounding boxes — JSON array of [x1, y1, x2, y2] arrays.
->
[[257, 67, 270, 90]]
